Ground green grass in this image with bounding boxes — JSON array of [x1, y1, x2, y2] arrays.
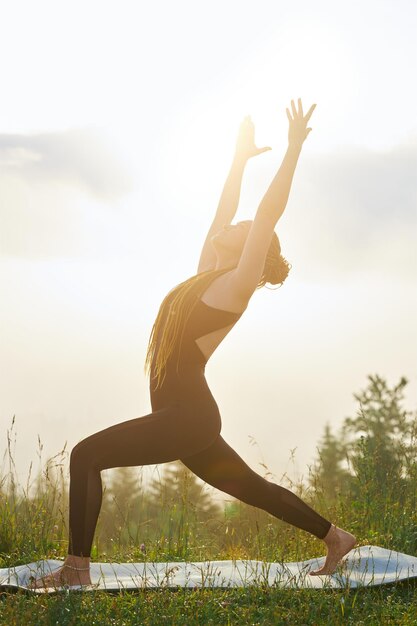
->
[[1, 410, 416, 625], [1, 584, 417, 626]]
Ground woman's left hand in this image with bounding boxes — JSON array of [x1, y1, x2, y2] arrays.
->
[[235, 116, 271, 161], [286, 99, 316, 148]]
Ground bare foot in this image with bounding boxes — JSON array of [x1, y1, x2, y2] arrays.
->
[[29, 555, 92, 590], [309, 524, 356, 576]]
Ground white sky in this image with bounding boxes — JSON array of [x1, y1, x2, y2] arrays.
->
[[1, 0, 416, 498]]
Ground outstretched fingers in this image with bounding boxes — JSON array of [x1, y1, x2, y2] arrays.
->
[[285, 98, 317, 146], [291, 99, 297, 118], [287, 99, 316, 121], [304, 103, 317, 123], [236, 115, 271, 160]]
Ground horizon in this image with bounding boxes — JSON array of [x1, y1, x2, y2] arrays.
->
[[1, 0, 416, 493]]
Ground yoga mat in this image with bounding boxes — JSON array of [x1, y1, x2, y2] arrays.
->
[[1, 546, 416, 593]]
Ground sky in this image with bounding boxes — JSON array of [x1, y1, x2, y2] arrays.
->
[[1, 0, 416, 502]]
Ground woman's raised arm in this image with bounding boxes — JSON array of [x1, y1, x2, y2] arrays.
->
[[197, 117, 271, 273], [231, 99, 316, 300]]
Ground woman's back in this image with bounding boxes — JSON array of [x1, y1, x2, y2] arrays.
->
[[146, 269, 245, 391], [150, 275, 243, 384]]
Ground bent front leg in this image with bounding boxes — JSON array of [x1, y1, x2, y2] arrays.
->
[[68, 405, 217, 557]]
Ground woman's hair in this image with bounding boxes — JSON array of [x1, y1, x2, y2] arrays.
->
[[145, 232, 290, 387], [258, 231, 291, 289], [145, 268, 231, 388]]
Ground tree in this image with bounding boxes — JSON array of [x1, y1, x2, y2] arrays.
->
[[147, 461, 220, 516], [98, 466, 144, 554], [307, 422, 351, 505], [144, 461, 222, 558], [339, 375, 416, 548], [342, 375, 412, 502], [307, 375, 417, 549]]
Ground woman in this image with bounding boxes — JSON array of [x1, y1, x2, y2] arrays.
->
[[31, 99, 356, 590]]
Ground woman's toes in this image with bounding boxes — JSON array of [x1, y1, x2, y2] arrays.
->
[[308, 528, 356, 576]]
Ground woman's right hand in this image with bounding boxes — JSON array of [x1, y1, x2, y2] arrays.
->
[[235, 116, 271, 162], [286, 99, 316, 148]]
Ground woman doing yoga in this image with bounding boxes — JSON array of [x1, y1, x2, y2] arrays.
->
[[31, 99, 356, 590]]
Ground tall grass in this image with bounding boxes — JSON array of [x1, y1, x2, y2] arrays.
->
[[0, 416, 69, 566], [1, 411, 416, 569], [1, 413, 416, 625]]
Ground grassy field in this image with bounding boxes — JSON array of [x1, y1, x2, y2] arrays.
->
[[0, 464, 417, 626], [1, 582, 417, 625], [1, 400, 416, 625]]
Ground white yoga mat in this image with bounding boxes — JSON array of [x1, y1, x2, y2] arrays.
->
[[1, 546, 416, 593]]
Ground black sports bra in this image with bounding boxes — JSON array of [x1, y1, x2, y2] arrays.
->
[[150, 286, 244, 379], [198, 299, 243, 319], [184, 298, 243, 348]]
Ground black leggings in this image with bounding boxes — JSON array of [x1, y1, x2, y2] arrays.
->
[[68, 404, 332, 557]]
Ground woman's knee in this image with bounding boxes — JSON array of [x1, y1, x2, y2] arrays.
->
[[70, 439, 99, 471]]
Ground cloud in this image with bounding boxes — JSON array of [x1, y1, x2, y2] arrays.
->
[[0, 129, 133, 200], [307, 140, 416, 223], [282, 139, 417, 279], [0, 129, 135, 259]]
